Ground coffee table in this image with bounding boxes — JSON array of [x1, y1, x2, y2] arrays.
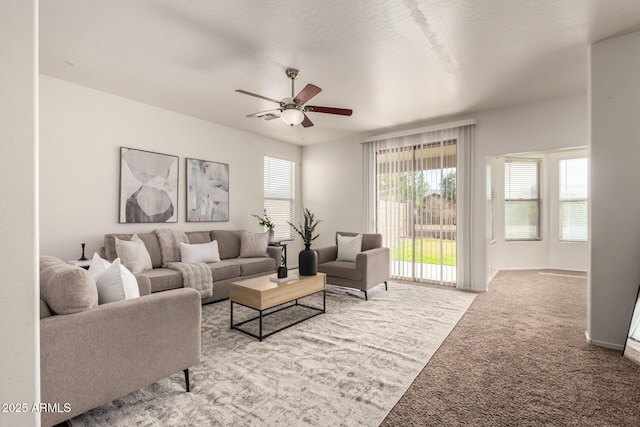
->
[[229, 270, 326, 341]]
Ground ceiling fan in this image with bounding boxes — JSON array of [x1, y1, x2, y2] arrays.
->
[[235, 68, 353, 128]]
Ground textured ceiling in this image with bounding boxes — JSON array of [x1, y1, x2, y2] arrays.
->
[[39, 0, 640, 145]]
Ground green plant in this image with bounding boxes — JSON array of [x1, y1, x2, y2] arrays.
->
[[288, 208, 322, 248], [252, 209, 274, 230]]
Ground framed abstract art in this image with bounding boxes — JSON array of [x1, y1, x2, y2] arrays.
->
[[119, 147, 179, 223], [186, 158, 229, 222]]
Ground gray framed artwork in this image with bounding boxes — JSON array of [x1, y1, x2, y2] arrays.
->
[[186, 158, 229, 222], [119, 147, 179, 223]]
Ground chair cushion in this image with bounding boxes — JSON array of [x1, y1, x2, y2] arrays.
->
[[40, 256, 98, 315], [208, 260, 242, 281], [337, 234, 362, 262], [318, 260, 363, 282], [233, 257, 276, 276], [210, 230, 242, 259], [336, 232, 382, 252]]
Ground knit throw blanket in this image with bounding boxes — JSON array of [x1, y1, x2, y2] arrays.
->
[[166, 262, 213, 299], [154, 229, 188, 266], [154, 229, 213, 299]]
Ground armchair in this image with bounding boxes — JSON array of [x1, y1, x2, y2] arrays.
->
[[316, 232, 390, 300]]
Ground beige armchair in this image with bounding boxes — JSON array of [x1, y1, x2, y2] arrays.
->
[[316, 232, 390, 300]]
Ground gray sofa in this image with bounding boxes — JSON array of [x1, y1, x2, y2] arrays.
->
[[40, 256, 201, 427], [316, 232, 390, 300], [101, 230, 282, 303]]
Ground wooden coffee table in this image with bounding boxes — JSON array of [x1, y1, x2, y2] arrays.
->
[[229, 270, 326, 341]]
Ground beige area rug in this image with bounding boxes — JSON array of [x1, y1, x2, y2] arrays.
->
[[69, 282, 476, 427]]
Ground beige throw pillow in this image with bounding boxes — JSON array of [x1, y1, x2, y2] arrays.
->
[[239, 230, 269, 258], [115, 234, 153, 274], [337, 233, 363, 262]]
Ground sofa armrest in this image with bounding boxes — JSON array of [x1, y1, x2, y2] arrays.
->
[[134, 274, 152, 296], [356, 247, 391, 289], [316, 245, 338, 264], [40, 288, 201, 427]]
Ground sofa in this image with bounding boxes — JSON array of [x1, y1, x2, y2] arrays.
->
[[316, 231, 390, 300], [39, 255, 201, 427], [101, 230, 282, 303]]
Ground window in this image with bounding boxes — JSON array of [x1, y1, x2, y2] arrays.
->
[[264, 156, 295, 241], [504, 158, 541, 240], [559, 157, 588, 242]]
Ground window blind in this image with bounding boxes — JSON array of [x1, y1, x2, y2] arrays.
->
[[559, 157, 588, 242], [263, 156, 295, 241], [504, 158, 541, 240]]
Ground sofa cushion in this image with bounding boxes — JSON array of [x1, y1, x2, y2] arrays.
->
[[115, 235, 153, 274], [336, 231, 382, 252], [210, 230, 242, 259], [239, 230, 269, 258], [89, 255, 140, 304], [186, 231, 212, 244], [105, 233, 163, 269], [137, 268, 183, 293], [40, 300, 53, 319], [40, 255, 98, 315], [337, 233, 362, 262], [318, 260, 363, 282], [208, 260, 242, 281], [233, 257, 276, 276], [180, 241, 221, 264]]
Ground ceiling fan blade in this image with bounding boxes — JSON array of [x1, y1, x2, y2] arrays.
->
[[246, 109, 281, 120], [306, 105, 353, 116], [235, 89, 281, 105], [294, 84, 322, 104], [301, 114, 314, 128]]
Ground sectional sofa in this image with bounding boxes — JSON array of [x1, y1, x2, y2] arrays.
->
[[101, 230, 282, 303]]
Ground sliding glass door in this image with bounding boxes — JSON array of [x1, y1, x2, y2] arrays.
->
[[376, 139, 457, 285]]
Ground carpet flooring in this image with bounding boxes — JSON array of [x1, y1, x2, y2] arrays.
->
[[381, 270, 640, 426], [67, 282, 475, 426]]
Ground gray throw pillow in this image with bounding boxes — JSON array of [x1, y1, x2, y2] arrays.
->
[[239, 230, 269, 258]]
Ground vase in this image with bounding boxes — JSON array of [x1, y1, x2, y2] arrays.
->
[[268, 229, 275, 243], [298, 245, 318, 276]]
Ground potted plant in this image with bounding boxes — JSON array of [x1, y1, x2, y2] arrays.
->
[[252, 209, 275, 242], [288, 208, 322, 275]]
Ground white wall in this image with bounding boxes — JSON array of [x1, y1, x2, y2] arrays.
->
[[589, 31, 640, 349], [0, 1, 39, 426], [301, 140, 364, 248], [490, 149, 588, 273], [40, 76, 302, 265], [302, 93, 588, 291]]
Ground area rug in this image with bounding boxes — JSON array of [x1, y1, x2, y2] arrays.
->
[[69, 282, 476, 427]]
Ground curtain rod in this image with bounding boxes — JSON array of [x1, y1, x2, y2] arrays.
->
[[359, 118, 476, 144]]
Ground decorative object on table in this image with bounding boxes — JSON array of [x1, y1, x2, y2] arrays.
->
[[78, 243, 88, 261], [288, 208, 322, 276], [278, 265, 288, 278], [186, 158, 229, 222], [119, 147, 178, 223], [252, 209, 275, 242], [269, 274, 298, 284]]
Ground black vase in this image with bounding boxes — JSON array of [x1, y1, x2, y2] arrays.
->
[[298, 245, 318, 276]]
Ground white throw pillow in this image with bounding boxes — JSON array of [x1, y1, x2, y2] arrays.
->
[[336, 234, 363, 262], [89, 254, 140, 304], [239, 230, 269, 258], [115, 234, 152, 274], [180, 240, 221, 264]]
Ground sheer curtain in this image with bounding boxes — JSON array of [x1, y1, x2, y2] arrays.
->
[[363, 123, 475, 290]]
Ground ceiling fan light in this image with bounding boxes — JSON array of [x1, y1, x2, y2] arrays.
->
[[281, 108, 304, 126]]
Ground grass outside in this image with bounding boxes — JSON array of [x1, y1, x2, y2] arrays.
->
[[390, 238, 457, 266]]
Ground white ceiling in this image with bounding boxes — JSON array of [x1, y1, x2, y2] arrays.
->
[[39, 0, 640, 146]]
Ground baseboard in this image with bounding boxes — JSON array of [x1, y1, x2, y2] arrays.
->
[[585, 331, 625, 351]]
